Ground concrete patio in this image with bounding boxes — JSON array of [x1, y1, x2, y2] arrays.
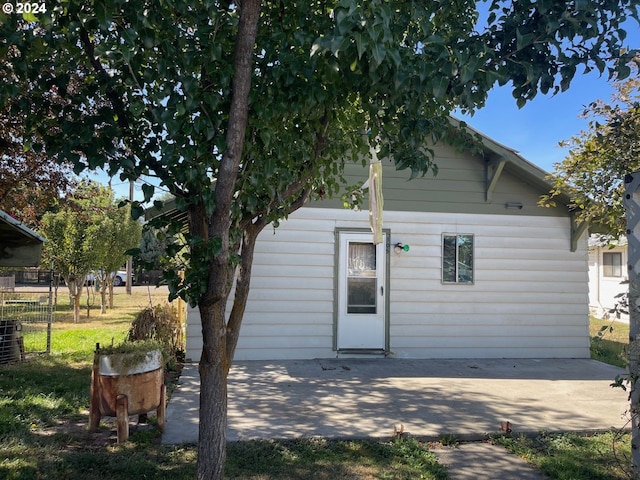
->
[[162, 357, 629, 445]]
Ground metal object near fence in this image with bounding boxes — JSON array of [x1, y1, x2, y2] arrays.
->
[[0, 289, 53, 361], [0, 320, 22, 363]]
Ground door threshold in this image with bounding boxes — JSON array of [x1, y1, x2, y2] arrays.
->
[[336, 349, 388, 357]]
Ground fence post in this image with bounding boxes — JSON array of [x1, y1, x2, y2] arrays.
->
[[624, 172, 640, 479], [46, 262, 53, 354]]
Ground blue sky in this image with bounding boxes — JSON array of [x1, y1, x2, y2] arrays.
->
[[457, 70, 619, 174]]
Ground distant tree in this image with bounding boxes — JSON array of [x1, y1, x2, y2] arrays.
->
[[137, 225, 185, 277], [541, 67, 640, 239], [93, 201, 142, 312], [0, 56, 75, 226], [40, 182, 111, 323]]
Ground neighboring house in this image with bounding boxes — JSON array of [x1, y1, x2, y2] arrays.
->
[[0, 210, 45, 267], [177, 127, 590, 362], [588, 236, 628, 321]]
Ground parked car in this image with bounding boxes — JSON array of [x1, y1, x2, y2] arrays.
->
[[86, 270, 130, 287]]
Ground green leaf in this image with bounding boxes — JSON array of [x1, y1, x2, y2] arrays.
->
[[22, 12, 37, 23], [371, 42, 385, 67], [130, 203, 145, 220], [516, 29, 535, 51], [141, 183, 155, 202]]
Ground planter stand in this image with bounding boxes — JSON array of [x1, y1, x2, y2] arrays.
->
[[89, 345, 166, 443]]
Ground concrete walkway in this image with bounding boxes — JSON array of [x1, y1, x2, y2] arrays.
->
[[162, 358, 628, 478]]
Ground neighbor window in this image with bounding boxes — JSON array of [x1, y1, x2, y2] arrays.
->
[[603, 252, 622, 277], [442, 234, 474, 284]]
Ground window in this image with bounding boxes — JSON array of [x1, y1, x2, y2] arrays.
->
[[347, 242, 377, 314], [442, 234, 474, 284], [603, 252, 622, 277]]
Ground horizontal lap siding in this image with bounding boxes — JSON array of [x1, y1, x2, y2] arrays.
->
[[386, 210, 588, 359], [186, 207, 589, 361], [311, 143, 566, 217], [185, 214, 337, 362]]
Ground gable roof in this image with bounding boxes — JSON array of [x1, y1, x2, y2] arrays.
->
[[453, 118, 571, 206], [147, 120, 574, 228]]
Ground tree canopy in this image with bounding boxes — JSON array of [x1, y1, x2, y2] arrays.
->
[[542, 68, 640, 239], [40, 181, 112, 323], [2, 1, 638, 478], [0, 102, 75, 227]]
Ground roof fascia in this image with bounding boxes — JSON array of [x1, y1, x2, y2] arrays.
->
[[0, 210, 46, 243]]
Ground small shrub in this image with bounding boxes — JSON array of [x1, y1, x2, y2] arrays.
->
[[127, 303, 184, 369]]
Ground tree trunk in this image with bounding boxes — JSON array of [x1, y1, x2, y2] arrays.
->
[[99, 279, 108, 314], [194, 1, 262, 479], [197, 300, 230, 480], [66, 279, 82, 323], [72, 287, 81, 323]]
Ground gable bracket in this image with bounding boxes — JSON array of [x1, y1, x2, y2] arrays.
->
[[570, 216, 588, 252], [486, 158, 506, 203]]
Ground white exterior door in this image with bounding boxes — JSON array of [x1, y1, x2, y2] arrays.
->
[[337, 232, 386, 350]]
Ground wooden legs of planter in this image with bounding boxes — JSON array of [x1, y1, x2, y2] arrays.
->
[[89, 358, 101, 432], [157, 384, 166, 430], [116, 394, 129, 442], [114, 386, 166, 443], [89, 354, 167, 443]]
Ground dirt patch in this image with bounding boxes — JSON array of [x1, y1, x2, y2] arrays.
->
[[34, 412, 163, 447]]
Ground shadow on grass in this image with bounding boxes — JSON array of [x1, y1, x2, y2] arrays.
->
[[225, 438, 447, 480], [0, 435, 448, 480], [590, 337, 628, 369], [0, 355, 91, 435], [0, 438, 197, 480], [496, 431, 631, 480]]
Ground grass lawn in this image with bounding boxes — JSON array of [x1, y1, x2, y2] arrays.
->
[[0, 287, 448, 480], [0, 295, 635, 479], [589, 316, 629, 368], [495, 431, 631, 480]]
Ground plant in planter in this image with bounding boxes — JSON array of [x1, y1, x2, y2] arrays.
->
[[89, 340, 167, 443], [127, 303, 184, 371]]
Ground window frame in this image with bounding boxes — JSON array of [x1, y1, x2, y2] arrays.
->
[[442, 233, 475, 285], [603, 251, 623, 278]]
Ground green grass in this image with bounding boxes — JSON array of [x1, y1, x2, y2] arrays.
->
[[589, 316, 629, 368], [1, 290, 449, 480], [495, 431, 631, 480], [225, 438, 446, 479]]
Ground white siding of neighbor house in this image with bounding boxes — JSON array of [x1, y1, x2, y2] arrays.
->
[[185, 207, 589, 361], [588, 244, 628, 321]]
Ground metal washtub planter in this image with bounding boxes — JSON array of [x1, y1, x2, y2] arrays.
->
[[89, 347, 166, 443]]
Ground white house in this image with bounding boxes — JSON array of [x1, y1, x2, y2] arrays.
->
[[183, 128, 590, 361], [588, 236, 628, 321]]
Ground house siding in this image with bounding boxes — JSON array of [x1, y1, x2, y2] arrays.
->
[[185, 207, 589, 361], [309, 142, 567, 217], [588, 243, 628, 320]]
